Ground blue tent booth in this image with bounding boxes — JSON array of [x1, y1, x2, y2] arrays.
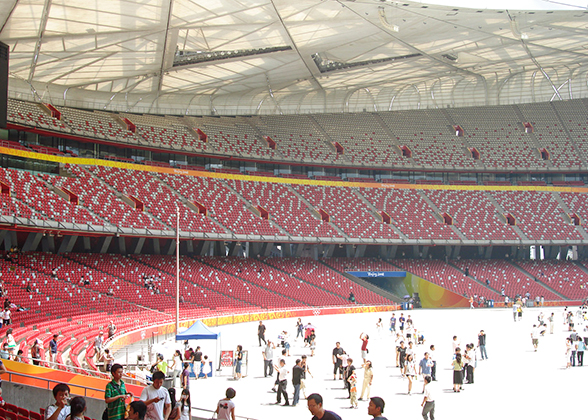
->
[[176, 320, 221, 378]]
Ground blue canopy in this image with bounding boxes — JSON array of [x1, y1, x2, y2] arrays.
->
[[176, 320, 220, 341]]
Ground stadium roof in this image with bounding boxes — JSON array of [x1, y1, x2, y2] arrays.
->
[[1, 0, 588, 115]]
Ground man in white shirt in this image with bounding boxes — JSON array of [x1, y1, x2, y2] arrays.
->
[[421, 376, 435, 419], [45, 383, 71, 420], [140, 371, 171, 420], [531, 325, 540, 351], [273, 359, 290, 406]]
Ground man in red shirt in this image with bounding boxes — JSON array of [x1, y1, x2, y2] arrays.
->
[[360, 333, 369, 363]]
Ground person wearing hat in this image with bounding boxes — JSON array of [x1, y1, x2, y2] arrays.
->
[[368, 397, 387, 420]]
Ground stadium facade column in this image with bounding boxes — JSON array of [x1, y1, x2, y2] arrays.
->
[[281, 243, 292, 257], [166, 239, 176, 255], [312, 245, 319, 260], [421, 246, 430, 259], [2, 230, 17, 251], [346, 245, 355, 258], [451, 245, 461, 260], [294, 243, 304, 257], [133, 237, 146, 254], [152, 237, 161, 254], [262, 242, 273, 257], [323, 244, 336, 258], [354, 244, 366, 258], [57, 235, 78, 253], [229, 242, 242, 256], [82, 236, 91, 252], [484, 246, 493, 259], [42, 235, 55, 253], [118, 236, 127, 254], [98, 236, 112, 253], [21, 232, 43, 252]]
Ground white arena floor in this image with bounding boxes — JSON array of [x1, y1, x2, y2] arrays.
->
[[131, 306, 586, 420]]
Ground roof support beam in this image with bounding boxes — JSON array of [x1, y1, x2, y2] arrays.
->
[[269, 0, 324, 91], [156, 0, 175, 94], [0, 0, 20, 37], [28, 0, 52, 83]]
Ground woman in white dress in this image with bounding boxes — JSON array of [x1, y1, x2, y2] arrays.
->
[[179, 389, 191, 420], [404, 353, 417, 395]]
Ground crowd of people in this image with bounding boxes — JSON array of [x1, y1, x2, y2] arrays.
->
[[1, 302, 584, 420]]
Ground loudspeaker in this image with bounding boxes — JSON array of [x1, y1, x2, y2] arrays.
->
[[0, 41, 8, 129]]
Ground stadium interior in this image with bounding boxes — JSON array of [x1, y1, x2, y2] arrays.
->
[[1, 0, 588, 419]]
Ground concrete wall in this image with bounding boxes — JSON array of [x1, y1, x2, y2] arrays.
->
[[3, 381, 212, 420], [3, 382, 104, 419]]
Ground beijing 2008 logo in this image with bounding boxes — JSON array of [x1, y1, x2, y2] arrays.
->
[[312, 309, 321, 316]]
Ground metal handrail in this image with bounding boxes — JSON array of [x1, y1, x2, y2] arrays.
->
[[26, 357, 147, 386], [191, 406, 259, 420], [6, 370, 257, 420], [5, 370, 106, 398]]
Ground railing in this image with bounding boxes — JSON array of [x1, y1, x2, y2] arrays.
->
[[191, 407, 259, 420], [26, 357, 147, 386], [5, 369, 108, 399], [5, 370, 257, 420]]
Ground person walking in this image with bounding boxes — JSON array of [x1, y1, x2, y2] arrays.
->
[[358, 360, 373, 401], [398, 341, 407, 371], [292, 359, 303, 407], [263, 341, 275, 377], [418, 353, 433, 392], [404, 354, 417, 395], [140, 371, 171, 420], [478, 330, 488, 360], [273, 359, 289, 406], [167, 389, 180, 420], [49, 334, 58, 364], [429, 345, 437, 381], [576, 336, 585, 366], [257, 321, 266, 346], [300, 355, 313, 399], [347, 368, 358, 409], [170, 350, 182, 387], [105, 364, 132, 420], [421, 376, 435, 420], [296, 318, 304, 340], [181, 363, 190, 389], [531, 325, 540, 352], [178, 389, 191, 420], [214, 388, 236, 420]]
